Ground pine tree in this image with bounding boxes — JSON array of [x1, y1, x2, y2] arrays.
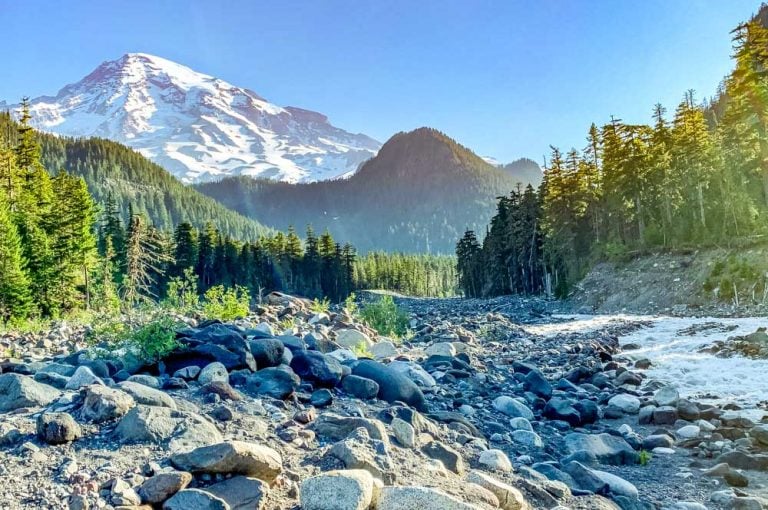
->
[[0, 193, 33, 321]]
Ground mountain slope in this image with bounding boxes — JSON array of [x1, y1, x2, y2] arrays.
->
[[500, 158, 543, 188], [195, 128, 535, 253], [0, 112, 270, 240], [2, 53, 380, 183]]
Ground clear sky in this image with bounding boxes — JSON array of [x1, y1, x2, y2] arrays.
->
[[0, 0, 762, 164]]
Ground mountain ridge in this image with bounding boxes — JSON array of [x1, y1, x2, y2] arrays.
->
[[2, 53, 381, 183]]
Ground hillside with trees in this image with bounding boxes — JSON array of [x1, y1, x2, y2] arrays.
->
[[458, 13, 768, 299], [0, 111, 270, 240], [195, 128, 540, 254]]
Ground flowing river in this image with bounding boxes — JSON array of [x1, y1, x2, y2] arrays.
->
[[524, 314, 768, 418]]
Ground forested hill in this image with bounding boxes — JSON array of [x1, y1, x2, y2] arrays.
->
[[0, 112, 270, 240], [195, 128, 538, 253]]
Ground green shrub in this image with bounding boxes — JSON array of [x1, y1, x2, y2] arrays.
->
[[163, 267, 199, 313], [128, 317, 179, 363], [202, 285, 250, 320], [343, 292, 358, 315], [638, 449, 652, 466], [351, 341, 373, 358], [310, 297, 331, 314], [360, 295, 409, 338]]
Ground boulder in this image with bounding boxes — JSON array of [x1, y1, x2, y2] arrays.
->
[[511, 430, 543, 448], [314, 413, 389, 443], [198, 362, 229, 386], [652, 406, 678, 425], [387, 361, 436, 388], [341, 375, 380, 400], [543, 397, 581, 426], [138, 471, 193, 504], [170, 441, 282, 483], [290, 351, 343, 388], [186, 324, 255, 370], [118, 381, 177, 409], [642, 434, 673, 450], [478, 449, 512, 472], [115, 405, 223, 452], [376, 486, 482, 510], [466, 471, 529, 510], [524, 370, 553, 399], [81, 385, 136, 423], [421, 441, 465, 474], [335, 330, 373, 350], [370, 341, 398, 359], [0, 373, 60, 411], [425, 342, 457, 357], [162, 488, 228, 510], [714, 451, 768, 471], [205, 476, 268, 510], [65, 366, 103, 390], [352, 360, 426, 411], [126, 374, 161, 388], [391, 417, 416, 448], [328, 428, 395, 484], [244, 367, 300, 400], [564, 433, 638, 465], [248, 339, 284, 369], [36, 412, 82, 444], [300, 469, 375, 510], [653, 386, 679, 407], [493, 396, 534, 420], [751, 424, 768, 446], [564, 461, 638, 499], [607, 394, 641, 414], [311, 388, 334, 407]]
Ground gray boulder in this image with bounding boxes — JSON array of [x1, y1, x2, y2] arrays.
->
[[204, 476, 268, 510], [81, 385, 135, 423], [493, 396, 534, 420], [0, 373, 60, 411], [245, 366, 300, 400], [138, 471, 193, 504], [65, 366, 103, 390], [376, 486, 482, 510], [163, 488, 229, 510], [118, 381, 177, 409], [170, 441, 282, 483], [300, 469, 374, 510], [564, 461, 638, 498], [37, 412, 82, 444], [564, 433, 638, 465], [115, 405, 222, 452]]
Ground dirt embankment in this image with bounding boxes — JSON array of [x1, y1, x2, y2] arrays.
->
[[565, 245, 768, 316]]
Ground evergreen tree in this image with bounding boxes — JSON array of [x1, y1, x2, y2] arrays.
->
[[0, 193, 33, 321]]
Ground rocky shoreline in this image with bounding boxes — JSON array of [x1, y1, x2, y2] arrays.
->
[[0, 293, 767, 509]]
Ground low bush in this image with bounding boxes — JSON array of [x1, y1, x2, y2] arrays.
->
[[360, 295, 409, 338], [202, 285, 250, 320]]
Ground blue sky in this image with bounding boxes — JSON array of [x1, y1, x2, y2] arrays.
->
[[0, 0, 761, 164]]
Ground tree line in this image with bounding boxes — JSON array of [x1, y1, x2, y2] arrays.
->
[[457, 17, 768, 298], [0, 103, 456, 321]]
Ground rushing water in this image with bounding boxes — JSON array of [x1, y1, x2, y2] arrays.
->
[[524, 314, 768, 415]]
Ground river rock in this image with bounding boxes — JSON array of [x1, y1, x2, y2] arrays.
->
[[328, 428, 395, 483], [387, 361, 436, 388], [425, 342, 456, 357], [170, 441, 282, 482], [311, 388, 334, 407], [376, 486, 482, 510], [36, 412, 82, 444], [370, 341, 398, 359], [163, 488, 229, 510], [81, 385, 136, 423], [751, 424, 768, 446], [198, 362, 229, 386], [654, 386, 679, 407], [478, 449, 512, 472], [341, 375, 380, 400], [512, 430, 543, 448], [314, 413, 389, 443], [543, 397, 581, 426], [714, 451, 768, 471], [421, 441, 465, 474], [493, 396, 534, 420], [336, 330, 373, 350], [653, 406, 678, 425], [391, 417, 416, 448], [138, 471, 193, 504], [245, 367, 300, 400], [607, 394, 641, 414], [115, 405, 223, 452], [118, 381, 177, 409], [300, 469, 375, 510], [466, 470, 528, 510], [352, 360, 426, 411], [205, 475, 268, 510], [524, 369, 553, 399], [290, 351, 343, 387], [564, 461, 639, 498], [249, 338, 284, 368], [564, 433, 638, 465], [643, 434, 674, 449], [0, 373, 60, 411], [677, 425, 700, 439]]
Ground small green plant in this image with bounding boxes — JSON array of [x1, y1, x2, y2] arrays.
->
[[343, 292, 358, 316], [638, 449, 652, 466], [128, 316, 180, 363], [360, 295, 409, 338], [163, 267, 200, 313], [202, 285, 250, 320], [310, 297, 331, 314], [351, 341, 373, 358], [279, 316, 296, 331]]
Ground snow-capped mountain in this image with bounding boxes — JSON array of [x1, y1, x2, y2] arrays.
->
[[3, 53, 381, 183]]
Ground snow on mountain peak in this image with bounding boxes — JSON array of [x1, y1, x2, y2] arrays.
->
[[6, 53, 380, 183]]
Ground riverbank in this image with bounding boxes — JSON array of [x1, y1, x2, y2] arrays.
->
[[0, 294, 767, 509]]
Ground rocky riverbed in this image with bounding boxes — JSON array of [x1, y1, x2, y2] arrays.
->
[[0, 293, 767, 509]]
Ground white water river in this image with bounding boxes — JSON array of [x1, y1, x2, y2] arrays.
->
[[524, 315, 768, 417]]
